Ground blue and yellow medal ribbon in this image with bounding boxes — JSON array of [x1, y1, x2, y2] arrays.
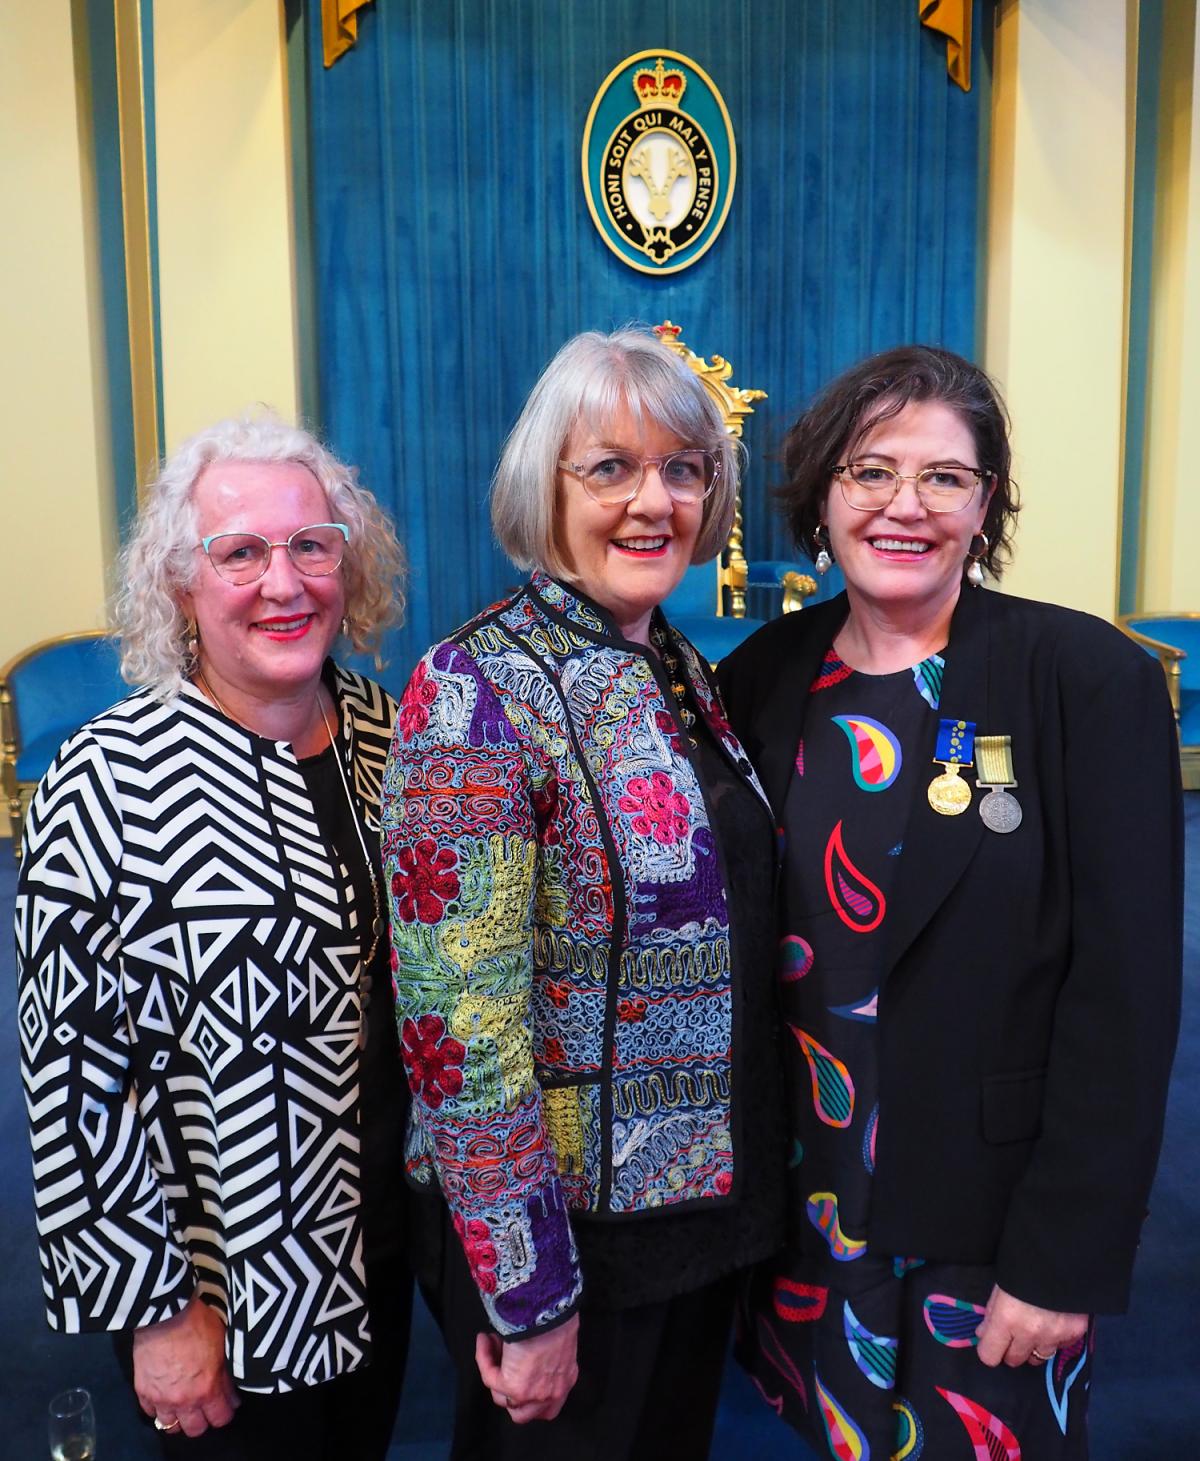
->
[[928, 717, 975, 816]]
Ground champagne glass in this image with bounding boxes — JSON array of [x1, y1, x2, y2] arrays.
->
[[47, 1388, 96, 1461]]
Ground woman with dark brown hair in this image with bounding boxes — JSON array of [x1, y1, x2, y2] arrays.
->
[[719, 346, 1182, 1459]]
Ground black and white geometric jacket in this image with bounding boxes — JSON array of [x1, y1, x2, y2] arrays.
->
[[16, 663, 397, 1393]]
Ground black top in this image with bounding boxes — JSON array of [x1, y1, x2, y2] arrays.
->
[[779, 648, 941, 1246], [570, 679, 787, 1309], [300, 742, 408, 1265]]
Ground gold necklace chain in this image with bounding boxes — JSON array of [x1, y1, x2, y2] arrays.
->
[[317, 699, 383, 971]]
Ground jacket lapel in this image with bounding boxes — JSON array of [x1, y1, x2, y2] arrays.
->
[[755, 596, 849, 813], [877, 585, 993, 983]]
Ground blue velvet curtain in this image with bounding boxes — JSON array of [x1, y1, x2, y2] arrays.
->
[[303, 0, 984, 689]]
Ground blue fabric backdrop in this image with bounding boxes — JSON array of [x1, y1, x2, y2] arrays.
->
[[303, 0, 983, 690]]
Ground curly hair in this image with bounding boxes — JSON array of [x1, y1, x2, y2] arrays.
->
[[491, 327, 744, 577], [114, 409, 405, 698], [777, 345, 1020, 577]]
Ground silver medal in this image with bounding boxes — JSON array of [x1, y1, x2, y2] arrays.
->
[[979, 787, 1022, 833]]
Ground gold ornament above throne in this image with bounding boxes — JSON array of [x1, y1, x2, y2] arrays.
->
[[655, 321, 817, 662]]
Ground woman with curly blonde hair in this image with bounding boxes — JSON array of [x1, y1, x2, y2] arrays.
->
[[18, 410, 412, 1458]]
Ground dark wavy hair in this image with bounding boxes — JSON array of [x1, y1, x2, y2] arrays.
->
[[777, 345, 1020, 576]]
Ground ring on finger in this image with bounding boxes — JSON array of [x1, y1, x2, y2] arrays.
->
[[1030, 1348, 1056, 1361], [154, 1416, 183, 1433]]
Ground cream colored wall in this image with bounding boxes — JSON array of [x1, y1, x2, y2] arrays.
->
[[0, 1, 115, 664], [984, 0, 1131, 619], [152, 0, 298, 444], [1141, 5, 1200, 610]]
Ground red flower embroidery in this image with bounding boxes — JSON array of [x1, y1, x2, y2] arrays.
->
[[400, 1013, 466, 1108], [541, 1036, 566, 1065], [618, 771, 690, 845], [398, 660, 438, 740], [453, 1212, 499, 1293], [617, 997, 648, 1023], [715, 1171, 733, 1195], [391, 839, 460, 922], [532, 778, 561, 845]]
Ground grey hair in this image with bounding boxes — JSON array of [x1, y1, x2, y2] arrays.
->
[[491, 327, 743, 578], [114, 408, 405, 699]]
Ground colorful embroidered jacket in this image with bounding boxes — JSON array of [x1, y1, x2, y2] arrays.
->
[[381, 573, 772, 1338]]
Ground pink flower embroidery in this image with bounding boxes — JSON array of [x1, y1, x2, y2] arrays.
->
[[398, 660, 438, 740], [453, 1212, 499, 1293], [391, 839, 460, 922], [400, 1014, 466, 1109], [618, 771, 690, 845]]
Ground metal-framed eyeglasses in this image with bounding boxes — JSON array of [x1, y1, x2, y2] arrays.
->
[[833, 462, 993, 514], [199, 522, 350, 585], [558, 448, 721, 505]]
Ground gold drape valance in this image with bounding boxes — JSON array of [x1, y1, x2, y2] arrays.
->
[[919, 0, 972, 92], [322, 0, 374, 68]]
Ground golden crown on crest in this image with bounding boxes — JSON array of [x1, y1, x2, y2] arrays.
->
[[633, 58, 687, 109]]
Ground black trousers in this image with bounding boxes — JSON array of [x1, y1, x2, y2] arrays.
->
[[419, 1198, 737, 1461], [114, 1255, 413, 1461]]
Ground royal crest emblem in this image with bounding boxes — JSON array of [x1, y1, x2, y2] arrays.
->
[[582, 51, 737, 274]]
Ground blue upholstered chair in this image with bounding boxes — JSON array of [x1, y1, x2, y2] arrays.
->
[[1118, 612, 1200, 789], [655, 322, 816, 664], [1, 630, 128, 855]]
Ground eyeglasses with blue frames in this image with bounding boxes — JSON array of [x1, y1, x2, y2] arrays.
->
[[558, 448, 721, 505], [199, 522, 350, 585], [833, 462, 994, 513]]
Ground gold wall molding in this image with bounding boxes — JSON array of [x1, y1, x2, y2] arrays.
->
[[113, 0, 160, 494]]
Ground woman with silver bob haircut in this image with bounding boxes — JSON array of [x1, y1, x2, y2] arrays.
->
[[115, 409, 404, 698], [492, 327, 742, 579], [383, 327, 786, 1458], [19, 408, 415, 1458]]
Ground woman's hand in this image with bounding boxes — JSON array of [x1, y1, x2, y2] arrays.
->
[[474, 1313, 580, 1423], [975, 1283, 1088, 1367], [132, 1292, 240, 1437]]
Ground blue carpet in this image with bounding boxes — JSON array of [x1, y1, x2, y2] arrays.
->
[[3, 795, 1197, 1457]]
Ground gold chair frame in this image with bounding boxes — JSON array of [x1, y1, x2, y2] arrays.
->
[[1117, 610, 1200, 790], [654, 320, 817, 617]]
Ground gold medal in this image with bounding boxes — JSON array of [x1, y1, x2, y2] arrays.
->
[[928, 763, 971, 815]]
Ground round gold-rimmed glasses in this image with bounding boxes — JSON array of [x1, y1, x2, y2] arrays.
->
[[199, 522, 350, 585], [558, 448, 720, 505], [834, 462, 992, 513]]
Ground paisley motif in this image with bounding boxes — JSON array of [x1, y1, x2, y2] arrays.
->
[[792, 1025, 856, 1127], [844, 1300, 898, 1389], [825, 821, 886, 933], [815, 1371, 871, 1460], [923, 1294, 986, 1348], [935, 1388, 1021, 1460], [780, 934, 815, 983], [832, 714, 902, 791], [806, 1191, 867, 1262]]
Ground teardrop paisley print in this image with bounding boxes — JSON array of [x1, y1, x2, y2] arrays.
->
[[806, 1191, 868, 1262], [843, 1299, 898, 1389], [815, 1371, 871, 1460], [1046, 1332, 1090, 1434], [832, 714, 902, 791], [792, 1025, 856, 1127], [935, 1387, 1022, 1460], [892, 1398, 925, 1459], [923, 1294, 986, 1347], [781, 934, 815, 983], [825, 821, 886, 933]]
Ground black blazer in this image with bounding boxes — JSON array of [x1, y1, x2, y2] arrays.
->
[[718, 585, 1183, 1314]]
